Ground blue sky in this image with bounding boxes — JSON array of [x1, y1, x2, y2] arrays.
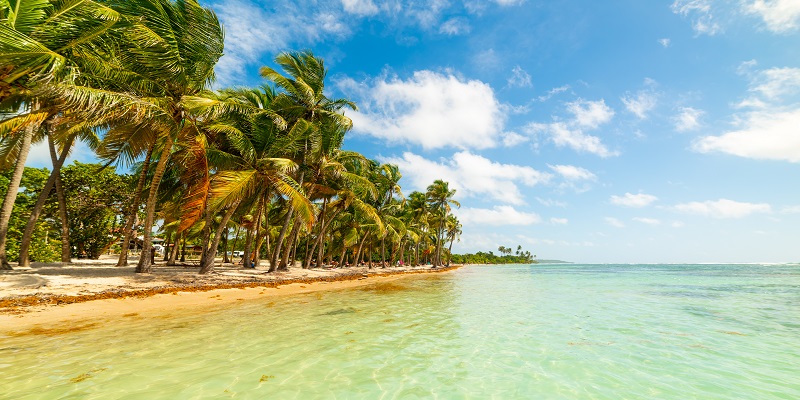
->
[[27, 0, 800, 263]]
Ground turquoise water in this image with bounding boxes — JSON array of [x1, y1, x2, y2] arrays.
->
[[1, 264, 799, 399]]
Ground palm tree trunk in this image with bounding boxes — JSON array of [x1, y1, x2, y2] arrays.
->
[[136, 137, 174, 273], [354, 233, 368, 267], [18, 134, 73, 267], [270, 205, 293, 272], [167, 232, 181, 265], [447, 236, 455, 266], [0, 118, 36, 270], [118, 142, 154, 266], [55, 158, 70, 263], [278, 217, 301, 270], [162, 232, 172, 261], [200, 203, 239, 274], [221, 228, 230, 263]]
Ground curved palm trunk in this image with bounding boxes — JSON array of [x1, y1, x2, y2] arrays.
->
[[278, 217, 302, 270], [0, 119, 36, 270], [269, 205, 293, 272], [118, 142, 154, 266], [18, 134, 73, 267], [136, 138, 174, 273], [199, 203, 239, 274], [167, 232, 181, 265]]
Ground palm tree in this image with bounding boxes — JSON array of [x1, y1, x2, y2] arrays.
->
[[0, 0, 120, 269], [47, 0, 224, 273], [426, 180, 459, 267], [445, 214, 462, 266], [259, 50, 356, 271]]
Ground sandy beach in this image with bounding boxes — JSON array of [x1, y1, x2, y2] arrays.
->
[[0, 256, 459, 335]]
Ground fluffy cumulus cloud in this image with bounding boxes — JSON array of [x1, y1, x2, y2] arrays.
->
[[674, 107, 704, 131], [567, 99, 615, 129], [671, 199, 772, 218], [694, 109, 800, 162], [610, 192, 658, 208], [550, 217, 569, 225], [456, 206, 542, 226], [525, 99, 618, 157], [548, 164, 596, 181], [379, 151, 551, 205], [694, 67, 800, 162], [746, 0, 800, 33], [659, 38, 671, 47], [339, 71, 507, 150]]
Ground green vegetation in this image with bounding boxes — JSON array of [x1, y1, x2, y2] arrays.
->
[[0, 0, 463, 272], [451, 245, 537, 265]]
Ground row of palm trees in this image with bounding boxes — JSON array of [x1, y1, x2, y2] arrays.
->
[[0, 0, 462, 273]]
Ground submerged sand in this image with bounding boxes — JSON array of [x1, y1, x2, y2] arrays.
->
[[0, 256, 459, 334]]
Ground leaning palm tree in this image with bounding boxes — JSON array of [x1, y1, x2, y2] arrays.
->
[[47, 0, 224, 273], [0, 0, 120, 269]]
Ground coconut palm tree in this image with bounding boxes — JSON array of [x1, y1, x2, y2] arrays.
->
[[46, 0, 224, 273], [0, 0, 120, 269], [426, 180, 459, 267]]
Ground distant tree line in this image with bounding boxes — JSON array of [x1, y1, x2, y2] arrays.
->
[[450, 245, 536, 265]]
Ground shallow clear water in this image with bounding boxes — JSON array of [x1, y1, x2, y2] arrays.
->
[[2, 264, 799, 399]]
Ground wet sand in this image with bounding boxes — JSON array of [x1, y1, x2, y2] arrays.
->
[[0, 256, 459, 334]]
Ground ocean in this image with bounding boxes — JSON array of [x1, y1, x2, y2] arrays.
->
[[1, 263, 799, 399]]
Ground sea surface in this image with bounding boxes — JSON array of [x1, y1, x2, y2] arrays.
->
[[1, 264, 799, 399]]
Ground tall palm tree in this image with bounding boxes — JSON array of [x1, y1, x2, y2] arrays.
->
[[426, 180, 459, 267], [259, 50, 356, 271]]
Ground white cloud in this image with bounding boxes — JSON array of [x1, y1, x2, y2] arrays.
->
[[746, 0, 800, 33], [671, 199, 772, 218], [693, 108, 800, 162], [508, 65, 533, 88], [527, 122, 619, 157], [566, 99, 615, 129], [633, 217, 661, 226], [695, 66, 800, 162], [439, 17, 471, 35], [501, 131, 529, 147], [342, 0, 379, 16], [537, 85, 570, 102], [659, 38, 671, 47], [456, 206, 541, 226], [674, 107, 704, 131], [621, 90, 658, 119], [340, 71, 507, 150], [610, 192, 658, 208], [605, 217, 625, 228], [550, 217, 568, 225], [671, 0, 721, 35], [548, 164, 596, 181], [212, 0, 353, 86], [525, 98, 617, 157], [380, 151, 551, 205], [781, 205, 800, 213], [671, 221, 686, 228], [750, 67, 800, 101], [536, 197, 567, 207]]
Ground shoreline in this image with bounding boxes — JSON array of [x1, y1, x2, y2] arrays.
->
[[0, 259, 460, 335]]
